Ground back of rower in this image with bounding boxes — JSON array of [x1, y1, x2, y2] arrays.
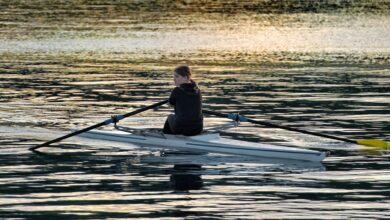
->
[[163, 65, 203, 136]]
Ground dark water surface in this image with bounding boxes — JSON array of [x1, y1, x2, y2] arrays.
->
[[1, 1, 390, 219]]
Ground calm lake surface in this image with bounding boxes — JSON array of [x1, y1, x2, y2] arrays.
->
[[1, 1, 389, 219]]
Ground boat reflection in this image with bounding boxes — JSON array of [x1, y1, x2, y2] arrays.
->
[[170, 164, 203, 191], [149, 150, 327, 172]]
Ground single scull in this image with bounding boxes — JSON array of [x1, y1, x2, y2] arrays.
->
[[30, 99, 387, 158], [79, 127, 327, 162]]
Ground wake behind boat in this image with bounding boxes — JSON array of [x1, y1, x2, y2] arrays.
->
[[78, 126, 327, 162]]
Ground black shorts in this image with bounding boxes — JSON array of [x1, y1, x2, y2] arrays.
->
[[164, 114, 203, 136]]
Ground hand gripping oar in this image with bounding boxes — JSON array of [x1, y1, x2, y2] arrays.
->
[[202, 110, 389, 148], [30, 99, 168, 151]]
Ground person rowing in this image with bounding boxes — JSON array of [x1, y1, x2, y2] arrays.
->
[[163, 65, 203, 136]]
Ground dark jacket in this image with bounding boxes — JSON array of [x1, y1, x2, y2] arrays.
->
[[169, 80, 203, 135]]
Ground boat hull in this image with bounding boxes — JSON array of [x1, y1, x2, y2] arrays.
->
[[79, 130, 326, 162]]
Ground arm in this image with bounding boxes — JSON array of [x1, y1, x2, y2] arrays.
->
[[169, 87, 177, 106]]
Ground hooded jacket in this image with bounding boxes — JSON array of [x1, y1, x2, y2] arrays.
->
[[169, 80, 203, 129]]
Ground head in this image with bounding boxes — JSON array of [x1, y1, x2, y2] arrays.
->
[[173, 65, 192, 86]]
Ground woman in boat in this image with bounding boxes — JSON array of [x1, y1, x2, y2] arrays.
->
[[163, 64, 203, 136]]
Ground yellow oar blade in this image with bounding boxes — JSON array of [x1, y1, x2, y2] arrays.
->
[[357, 139, 390, 148]]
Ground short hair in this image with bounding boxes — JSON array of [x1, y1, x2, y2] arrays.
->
[[174, 65, 192, 78]]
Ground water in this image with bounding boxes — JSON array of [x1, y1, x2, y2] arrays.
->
[[1, 1, 390, 219]]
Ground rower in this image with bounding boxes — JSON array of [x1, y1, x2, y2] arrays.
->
[[163, 65, 203, 136]]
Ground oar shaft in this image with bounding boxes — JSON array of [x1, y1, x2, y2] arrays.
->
[[122, 100, 168, 118], [202, 110, 356, 144], [31, 99, 168, 151], [30, 122, 105, 151], [246, 118, 355, 143]]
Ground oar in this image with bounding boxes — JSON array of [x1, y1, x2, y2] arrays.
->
[[202, 110, 389, 148], [30, 99, 169, 151]]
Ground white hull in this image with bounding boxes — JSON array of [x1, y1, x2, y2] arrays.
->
[[79, 129, 326, 162]]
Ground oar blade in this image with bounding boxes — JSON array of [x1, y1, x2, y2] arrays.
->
[[357, 139, 390, 148]]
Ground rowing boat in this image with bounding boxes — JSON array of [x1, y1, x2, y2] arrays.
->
[[78, 127, 327, 162], [79, 129, 326, 162], [30, 100, 387, 156]]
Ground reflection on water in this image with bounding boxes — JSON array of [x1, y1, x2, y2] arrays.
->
[[1, 1, 390, 65], [1, 1, 390, 219], [0, 140, 388, 219], [1, 61, 388, 140], [170, 164, 204, 191]]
